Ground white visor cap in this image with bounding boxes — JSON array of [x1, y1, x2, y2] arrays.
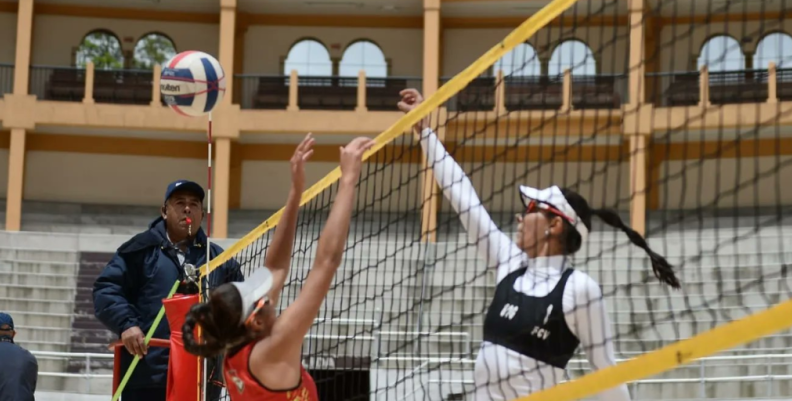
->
[[519, 185, 589, 244], [230, 267, 273, 325]]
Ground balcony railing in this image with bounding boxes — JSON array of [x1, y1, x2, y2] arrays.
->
[[29, 64, 164, 105], [92, 68, 155, 105], [235, 72, 423, 112], [19, 64, 792, 111], [649, 65, 792, 107], [0, 63, 12, 97], [30, 65, 86, 102], [443, 71, 627, 113]]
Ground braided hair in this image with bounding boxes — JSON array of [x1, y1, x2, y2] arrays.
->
[[182, 283, 254, 358], [555, 188, 681, 289]]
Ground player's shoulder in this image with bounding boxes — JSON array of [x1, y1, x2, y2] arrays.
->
[[567, 268, 604, 297]]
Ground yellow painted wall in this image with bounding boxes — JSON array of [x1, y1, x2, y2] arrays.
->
[[444, 161, 632, 213], [0, 12, 16, 64], [662, 156, 792, 209], [240, 160, 335, 209], [242, 26, 423, 76], [23, 151, 210, 205], [443, 26, 631, 77], [0, 149, 8, 198], [240, 160, 425, 211], [30, 15, 220, 66]]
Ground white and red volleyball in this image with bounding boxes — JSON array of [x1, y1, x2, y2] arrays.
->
[[160, 51, 226, 117]]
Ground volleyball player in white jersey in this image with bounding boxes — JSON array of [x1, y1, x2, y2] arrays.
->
[[397, 89, 680, 401]]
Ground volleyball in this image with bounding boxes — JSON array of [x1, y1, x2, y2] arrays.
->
[[160, 50, 226, 117]]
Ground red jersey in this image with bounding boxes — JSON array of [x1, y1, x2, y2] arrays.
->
[[223, 341, 319, 401]]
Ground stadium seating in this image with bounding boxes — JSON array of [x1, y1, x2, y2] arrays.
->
[[4, 205, 790, 398]]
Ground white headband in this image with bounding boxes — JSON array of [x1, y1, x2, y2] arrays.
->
[[230, 268, 273, 325], [519, 185, 589, 243]]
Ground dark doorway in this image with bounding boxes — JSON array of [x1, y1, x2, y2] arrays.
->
[[309, 369, 370, 401]]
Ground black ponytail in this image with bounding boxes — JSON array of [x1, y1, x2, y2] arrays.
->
[[557, 188, 681, 289], [590, 207, 680, 289], [182, 303, 226, 358], [181, 283, 251, 358]]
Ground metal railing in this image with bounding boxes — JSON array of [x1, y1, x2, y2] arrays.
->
[[29, 65, 85, 102], [92, 68, 155, 105], [233, 73, 422, 111], [646, 68, 792, 106], [31, 350, 113, 394], [0, 63, 13, 97]]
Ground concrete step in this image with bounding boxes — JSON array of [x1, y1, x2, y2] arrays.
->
[[5, 310, 73, 328], [13, 325, 73, 344], [0, 284, 76, 301], [0, 271, 77, 287], [14, 339, 70, 353], [0, 247, 79, 263], [629, 379, 791, 399], [0, 259, 80, 275], [0, 297, 76, 314]]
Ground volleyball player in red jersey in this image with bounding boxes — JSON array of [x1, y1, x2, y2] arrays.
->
[[182, 135, 374, 401]]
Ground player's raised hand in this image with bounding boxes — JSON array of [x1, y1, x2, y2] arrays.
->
[[290, 133, 315, 190], [339, 137, 375, 182], [398, 88, 429, 133]]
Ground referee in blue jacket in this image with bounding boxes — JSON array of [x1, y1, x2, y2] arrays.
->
[[93, 180, 244, 401]]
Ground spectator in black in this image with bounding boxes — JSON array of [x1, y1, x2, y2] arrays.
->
[[0, 312, 38, 401], [93, 180, 243, 401]]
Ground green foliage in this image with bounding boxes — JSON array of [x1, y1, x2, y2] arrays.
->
[[75, 31, 124, 70], [133, 33, 177, 70]]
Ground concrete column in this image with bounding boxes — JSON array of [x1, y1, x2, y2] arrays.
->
[[627, 0, 646, 108], [5, 129, 27, 231], [5, 0, 35, 231], [218, 0, 236, 103], [212, 137, 232, 239], [421, 0, 441, 243], [13, 0, 33, 95], [626, 0, 648, 236]]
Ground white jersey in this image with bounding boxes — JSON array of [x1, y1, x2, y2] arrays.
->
[[418, 128, 630, 401]]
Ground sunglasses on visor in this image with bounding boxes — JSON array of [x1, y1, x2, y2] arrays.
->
[[524, 199, 575, 225], [244, 295, 271, 327]]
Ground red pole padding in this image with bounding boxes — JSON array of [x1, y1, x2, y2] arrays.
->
[[163, 293, 201, 401]]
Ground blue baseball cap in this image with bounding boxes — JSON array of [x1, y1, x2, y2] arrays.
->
[[0, 313, 13, 330], [164, 180, 205, 204]]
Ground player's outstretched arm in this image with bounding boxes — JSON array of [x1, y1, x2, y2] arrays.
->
[[265, 133, 315, 307], [263, 136, 374, 359], [398, 89, 522, 272]]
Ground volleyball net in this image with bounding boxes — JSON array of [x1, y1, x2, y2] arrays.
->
[[200, 0, 792, 399]]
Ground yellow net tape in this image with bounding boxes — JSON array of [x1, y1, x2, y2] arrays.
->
[[515, 296, 792, 401], [199, 0, 581, 278]]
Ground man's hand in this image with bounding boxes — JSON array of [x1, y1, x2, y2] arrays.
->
[[339, 137, 375, 183], [121, 326, 147, 358], [397, 88, 429, 133], [291, 133, 315, 190]]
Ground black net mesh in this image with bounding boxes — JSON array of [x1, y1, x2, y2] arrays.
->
[[202, 0, 792, 400]]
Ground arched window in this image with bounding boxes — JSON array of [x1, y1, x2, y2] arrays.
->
[[75, 30, 124, 70], [697, 35, 744, 71], [494, 42, 540, 76], [754, 32, 792, 70], [548, 40, 596, 76], [133, 33, 177, 70], [339, 40, 388, 78], [284, 39, 332, 76]]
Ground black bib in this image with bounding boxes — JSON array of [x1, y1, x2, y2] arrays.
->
[[483, 267, 580, 369]]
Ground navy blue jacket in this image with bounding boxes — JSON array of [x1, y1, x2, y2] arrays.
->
[[0, 338, 38, 401], [92, 217, 244, 390]]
